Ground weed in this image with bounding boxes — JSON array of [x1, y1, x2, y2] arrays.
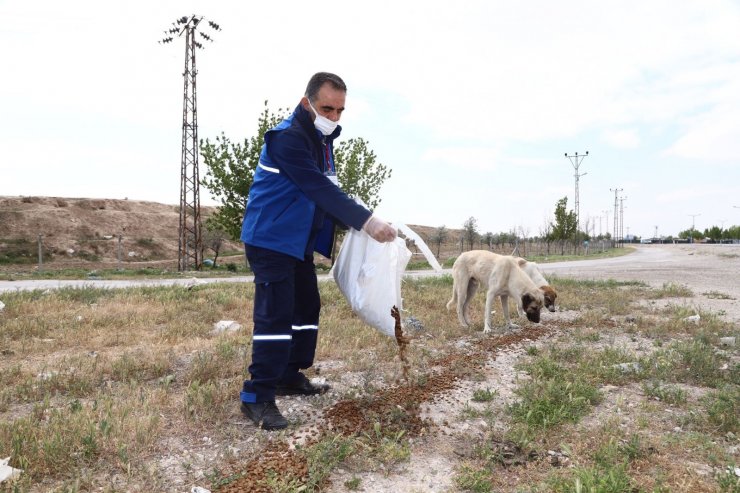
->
[[702, 385, 739, 434], [703, 291, 735, 300], [716, 465, 740, 492], [344, 476, 362, 490], [471, 388, 497, 403], [642, 381, 687, 405], [454, 464, 492, 493], [300, 433, 356, 492], [647, 282, 694, 299], [509, 376, 601, 431]]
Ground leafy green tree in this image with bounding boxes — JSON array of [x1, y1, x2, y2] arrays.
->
[[724, 225, 740, 240], [463, 216, 479, 250], [548, 197, 577, 254], [678, 228, 703, 241], [202, 220, 228, 268], [548, 197, 577, 241], [482, 232, 493, 250], [200, 102, 288, 240], [430, 225, 448, 257], [703, 225, 723, 242], [333, 138, 391, 211], [200, 103, 392, 242]]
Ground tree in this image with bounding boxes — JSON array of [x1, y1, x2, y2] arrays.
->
[[548, 196, 577, 254], [704, 226, 723, 242], [333, 138, 391, 211], [463, 217, 479, 250], [678, 228, 703, 241], [482, 232, 493, 250], [430, 225, 448, 257], [200, 102, 288, 240], [202, 220, 228, 268], [549, 197, 577, 241], [200, 103, 392, 242]]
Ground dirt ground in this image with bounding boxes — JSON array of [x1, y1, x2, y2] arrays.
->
[[4, 244, 738, 492], [170, 243, 737, 493], [313, 244, 740, 493]]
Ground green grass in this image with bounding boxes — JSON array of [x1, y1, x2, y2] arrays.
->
[[509, 355, 602, 433], [703, 290, 736, 300], [1, 268, 737, 491], [454, 464, 493, 493]]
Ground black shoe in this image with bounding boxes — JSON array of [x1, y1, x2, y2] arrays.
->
[[275, 373, 330, 396], [240, 401, 288, 430]]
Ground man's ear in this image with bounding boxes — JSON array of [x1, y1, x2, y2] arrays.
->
[[300, 96, 311, 112]]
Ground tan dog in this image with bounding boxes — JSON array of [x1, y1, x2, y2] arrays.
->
[[446, 250, 544, 333], [515, 258, 558, 314]]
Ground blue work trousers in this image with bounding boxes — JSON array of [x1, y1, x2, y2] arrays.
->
[[241, 245, 321, 403]]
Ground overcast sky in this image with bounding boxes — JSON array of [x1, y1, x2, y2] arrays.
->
[[2, 1, 739, 239]]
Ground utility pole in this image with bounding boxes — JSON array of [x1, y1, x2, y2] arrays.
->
[[688, 213, 701, 231], [565, 151, 588, 244], [602, 209, 610, 238], [160, 15, 221, 271], [610, 188, 622, 243], [654, 225, 658, 240], [619, 195, 627, 242]]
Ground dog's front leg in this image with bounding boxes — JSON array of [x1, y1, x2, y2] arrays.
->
[[500, 295, 521, 331]]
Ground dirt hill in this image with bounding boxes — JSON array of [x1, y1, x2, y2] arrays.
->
[[0, 196, 463, 269], [0, 196, 236, 268]]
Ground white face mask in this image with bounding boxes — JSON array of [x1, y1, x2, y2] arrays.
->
[[307, 100, 339, 136]]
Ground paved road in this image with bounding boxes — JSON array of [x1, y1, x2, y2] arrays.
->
[[1, 245, 737, 298]]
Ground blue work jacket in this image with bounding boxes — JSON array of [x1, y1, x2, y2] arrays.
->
[[241, 104, 372, 259]]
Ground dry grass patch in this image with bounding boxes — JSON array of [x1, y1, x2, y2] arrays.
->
[[0, 274, 738, 492]]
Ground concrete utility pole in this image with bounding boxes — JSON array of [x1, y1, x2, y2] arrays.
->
[[602, 210, 610, 238], [565, 151, 588, 242], [688, 213, 701, 231], [610, 188, 622, 242], [160, 15, 221, 271], [619, 195, 627, 242]]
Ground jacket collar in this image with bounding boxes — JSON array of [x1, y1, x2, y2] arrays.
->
[[294, 103, 342, 142]]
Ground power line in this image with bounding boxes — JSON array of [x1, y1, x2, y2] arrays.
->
[[160, 15, 221, 271]]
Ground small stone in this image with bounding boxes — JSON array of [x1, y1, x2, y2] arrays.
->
[[719, 337, 735, 347], [212, 321, 242, 334]]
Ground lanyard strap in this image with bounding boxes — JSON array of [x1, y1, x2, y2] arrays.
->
[[322, 141, 334, 174]]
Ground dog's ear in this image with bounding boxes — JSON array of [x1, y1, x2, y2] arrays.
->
[[541, 286, 557, 300], [517, 258, 527, 267], [522, 293, 534, 307]]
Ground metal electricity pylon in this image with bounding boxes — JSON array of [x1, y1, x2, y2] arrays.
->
[[565, 151, 588, 242], [160, 15, 221, 271], [610, 188, 622, 242]]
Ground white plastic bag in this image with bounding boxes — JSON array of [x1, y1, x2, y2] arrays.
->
[[331, 227, 412, 337]]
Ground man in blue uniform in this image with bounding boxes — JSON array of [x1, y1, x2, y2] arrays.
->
[[240, 72, 397, 430]]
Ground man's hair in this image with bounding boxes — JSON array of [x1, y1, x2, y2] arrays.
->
[[305, 72, 347, 102]]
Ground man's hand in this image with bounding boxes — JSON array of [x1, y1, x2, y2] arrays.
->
[[362, 216, 397, 242]]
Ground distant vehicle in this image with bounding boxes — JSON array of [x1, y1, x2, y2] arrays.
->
[[640, 238, 652, 244]]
